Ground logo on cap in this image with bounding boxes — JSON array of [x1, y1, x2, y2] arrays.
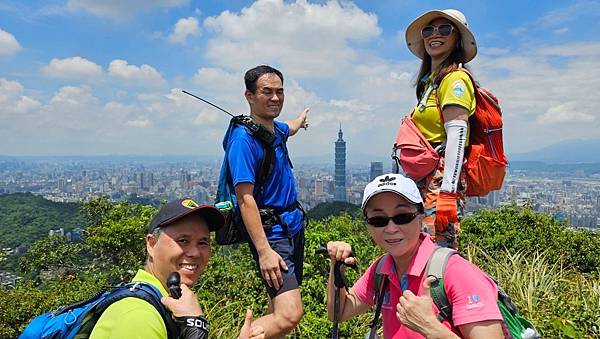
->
[[377, 175, 397, 187], [181, 199, 199, 209]]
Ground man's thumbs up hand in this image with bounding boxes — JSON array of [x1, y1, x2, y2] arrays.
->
[[238, 309, 265, 339]]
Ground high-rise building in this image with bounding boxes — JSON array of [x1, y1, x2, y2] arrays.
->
[[334, 124, 346, 201], [315, 179, 324, 195], [370, 161, 383, 180], [136, 172, 145, 189]]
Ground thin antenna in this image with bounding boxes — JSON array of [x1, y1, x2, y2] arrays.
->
[[182, 90, 235, 118]]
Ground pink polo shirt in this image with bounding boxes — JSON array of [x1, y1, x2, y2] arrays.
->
[[352, 233, 503, 338]]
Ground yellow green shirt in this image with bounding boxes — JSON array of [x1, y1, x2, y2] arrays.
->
[[89, 269, 170, 339], [411, 70, 476, 144]]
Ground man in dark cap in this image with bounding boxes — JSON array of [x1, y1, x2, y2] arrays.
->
[[90, 198, 264, 339]]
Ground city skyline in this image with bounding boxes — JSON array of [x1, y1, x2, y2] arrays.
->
[[1, 156, 599, 230], [1, 1, 599, 158]]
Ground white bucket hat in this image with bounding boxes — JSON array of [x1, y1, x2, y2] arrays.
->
[[361, 173, 423, 211], [405, 9, 477, 63]]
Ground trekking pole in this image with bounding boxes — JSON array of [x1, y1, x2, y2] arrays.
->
[[315, 245, 357, 339]]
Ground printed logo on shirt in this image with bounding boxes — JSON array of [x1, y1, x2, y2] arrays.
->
[[466, 294, 484, 310], [451, 80, 465, 98]]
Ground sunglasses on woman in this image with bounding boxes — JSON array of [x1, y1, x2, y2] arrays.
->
[[365, 211, 419, 227], [421, 24, 454, 39]]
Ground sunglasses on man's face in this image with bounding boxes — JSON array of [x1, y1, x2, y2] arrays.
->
[[421, 24, 455, 39], [365, 211, 419, 228]]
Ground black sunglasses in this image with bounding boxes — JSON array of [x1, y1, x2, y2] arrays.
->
[[421, 24, 454, 39], [365, 211, 419, 228]]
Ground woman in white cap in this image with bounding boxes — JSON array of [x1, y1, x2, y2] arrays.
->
[[325, 173, 505, 338], [401, 9, 479, 249]]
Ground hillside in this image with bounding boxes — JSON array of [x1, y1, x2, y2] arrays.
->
[[0, 193, 84, 248], [1, 200, 598, 338]]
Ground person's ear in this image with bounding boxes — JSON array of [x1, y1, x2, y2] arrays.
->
[[244, 89, 254, 103], [146, 233, 157, 258]]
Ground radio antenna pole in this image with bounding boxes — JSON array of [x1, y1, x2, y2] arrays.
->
[[182, 90, 235, 118]]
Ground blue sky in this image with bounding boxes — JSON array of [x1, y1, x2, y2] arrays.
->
[[1, 0, 600, 158]]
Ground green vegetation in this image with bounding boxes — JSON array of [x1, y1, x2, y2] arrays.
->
[[0, 198, 598, 338], [0, 192, 83, 248], [306, 201, 361, 220]]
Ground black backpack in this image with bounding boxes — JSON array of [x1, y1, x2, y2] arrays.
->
[[215, 116, 276, 245]]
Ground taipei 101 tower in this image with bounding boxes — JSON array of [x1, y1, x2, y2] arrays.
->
[[334, 123, 346, 202]]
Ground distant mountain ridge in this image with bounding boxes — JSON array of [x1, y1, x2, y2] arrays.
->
[[509, 139, 600, 163], [3, 139, 599, 165]]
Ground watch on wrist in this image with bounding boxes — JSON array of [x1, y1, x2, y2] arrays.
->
[[174, 315, 209, 338]]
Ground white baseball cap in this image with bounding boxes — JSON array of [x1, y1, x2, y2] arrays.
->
[[361, 173, 423, 211]]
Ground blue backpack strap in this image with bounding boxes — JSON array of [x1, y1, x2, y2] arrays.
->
[[19, 282, 178, 339], [424, 247, 458, 323], [93, 282, 179, 339]]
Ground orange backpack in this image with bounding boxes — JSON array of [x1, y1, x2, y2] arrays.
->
[[435, 69, 508, 197]]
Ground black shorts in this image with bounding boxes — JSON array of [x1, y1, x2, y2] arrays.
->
[[248, 227, 305, 299]]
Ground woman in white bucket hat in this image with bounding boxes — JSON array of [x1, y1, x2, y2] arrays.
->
[[397, 9, 479, 250]]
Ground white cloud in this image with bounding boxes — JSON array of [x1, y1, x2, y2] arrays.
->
[[192, 67, 242, 96], [108, 59, 165, 87], [41, 56, 102, 80], [537, 102, 594, 124], [538, 0, 600, 28], [0, 78, 41, 114], [125, 118, 152, 128], [0, 29, 21, 56], [169, 17, 200, 44], [329, 99, 373, 112], [472, 41, 600, 152], [67, 0, 189, 21], [49, 85, 98, 108], [554, 27, 569, 34], [203, 0, 381, 77]]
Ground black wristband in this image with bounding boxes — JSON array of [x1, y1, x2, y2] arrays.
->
[[174, 315, 209, 339]]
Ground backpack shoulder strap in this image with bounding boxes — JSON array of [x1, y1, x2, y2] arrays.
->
[[227, 117, 275, 196], [94, 282, 179, 339], [255, 141, 275, 194], [369, 254, 389, 338], [425, 247, 458, 323]]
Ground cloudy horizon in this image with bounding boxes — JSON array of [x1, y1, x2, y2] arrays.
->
[[1, 0, 599, 157]]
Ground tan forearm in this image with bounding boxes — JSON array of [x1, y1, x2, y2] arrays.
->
[[235, 186, 270, 252], [285, 118, 302, 137]]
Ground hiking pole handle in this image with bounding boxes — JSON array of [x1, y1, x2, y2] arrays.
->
[[316, 243, 358, 269], [315, 246, 328, 255]]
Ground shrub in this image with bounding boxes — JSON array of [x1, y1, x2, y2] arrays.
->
[[5, 199, 599, 338], [460, 205, 600, 274]]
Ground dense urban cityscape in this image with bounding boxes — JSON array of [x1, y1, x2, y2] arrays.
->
[[2, 144, 600, 288], [1, 155, 599, 231]]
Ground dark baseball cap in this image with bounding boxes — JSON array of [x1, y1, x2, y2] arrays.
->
[[148, 198, 225, 234]]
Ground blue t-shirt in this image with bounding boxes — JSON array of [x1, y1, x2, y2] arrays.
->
[[226, 120, 303, 239]]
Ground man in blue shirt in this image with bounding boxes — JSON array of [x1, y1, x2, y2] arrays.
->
[[228, 65, 308, 337]]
